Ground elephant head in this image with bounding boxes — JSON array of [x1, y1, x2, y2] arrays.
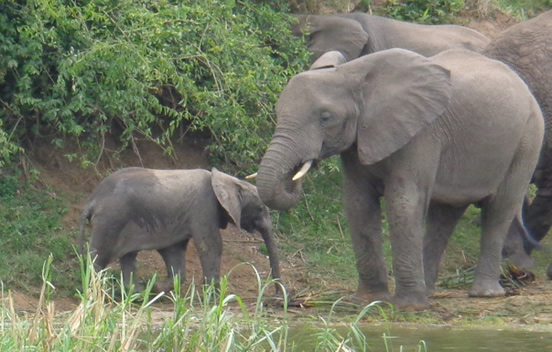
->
[[212, 168, 270, 233], [256, 50, 451, 210], [293, 14, 369, 63], [211, 168, 281, 288]]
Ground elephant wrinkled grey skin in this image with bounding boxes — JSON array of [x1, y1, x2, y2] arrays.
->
[[79, 167, 281, 293], [292, 13, 490, 63], [254, 49, 543, 310], [483, 11, 552, 270], [295, 12, 552, 271]]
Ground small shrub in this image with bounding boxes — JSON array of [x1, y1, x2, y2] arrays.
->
[[384, 0, 465, 24], [0, 173, 19, 198]]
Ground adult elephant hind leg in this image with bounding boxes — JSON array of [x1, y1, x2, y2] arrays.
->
[[424, 203, 468, 295], [471, 158, 540, 296], [469, 202, 512, 297], [471, 110, 543, 297]]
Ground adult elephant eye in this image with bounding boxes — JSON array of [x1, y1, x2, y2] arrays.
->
[[320, 111, 332, 126]]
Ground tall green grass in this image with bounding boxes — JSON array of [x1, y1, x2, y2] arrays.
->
[[0, 255, 429, 351]]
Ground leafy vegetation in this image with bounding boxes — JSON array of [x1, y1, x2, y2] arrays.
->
[[384, 0, 465, 24], [0, 0, 309, 172]]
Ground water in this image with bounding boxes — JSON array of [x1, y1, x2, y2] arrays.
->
[[288, 325, 552, 351], [379, 326, 552, 351]]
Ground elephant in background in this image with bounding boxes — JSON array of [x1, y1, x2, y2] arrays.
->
[[292, 13, 490, 63], [483, 11, 552, 270], [254, 49, 543, 310], [79, 167, 281, 293]]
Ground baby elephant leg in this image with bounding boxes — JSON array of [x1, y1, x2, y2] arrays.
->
[[119, 251, 144, 292], [156, 240, 189, 292]]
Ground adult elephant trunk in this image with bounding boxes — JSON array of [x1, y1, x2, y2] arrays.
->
[[256, 135, 312, 211]]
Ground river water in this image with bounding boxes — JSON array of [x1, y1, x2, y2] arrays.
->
[[288, 325, 552, 351]]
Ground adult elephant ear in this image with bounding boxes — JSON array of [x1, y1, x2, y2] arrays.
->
[[356, 48, 452, 165], [293, 14, 369, 62], [310, 50, 347, 70], [211, 168, 242, 227]]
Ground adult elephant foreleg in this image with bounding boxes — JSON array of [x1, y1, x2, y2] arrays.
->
[[342, 153, 390, 303], [384, 176, 431, 310], [424, 203, 468, 294]]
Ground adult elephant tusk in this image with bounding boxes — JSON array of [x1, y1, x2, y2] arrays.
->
[[292, 160, 313, 181], [245, 172, 257, 180]]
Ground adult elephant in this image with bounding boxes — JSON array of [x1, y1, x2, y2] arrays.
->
[[80, 167, 281, 293], [483, 11, 552, 270], [292, 13, 490, 63], [254, 49, 543, 310]]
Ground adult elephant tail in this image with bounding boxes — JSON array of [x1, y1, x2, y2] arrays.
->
[[503, 208, 548, 269], [79, 201, 94, 256]]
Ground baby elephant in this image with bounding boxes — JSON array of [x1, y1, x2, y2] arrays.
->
[[79, 167, 281, 293]]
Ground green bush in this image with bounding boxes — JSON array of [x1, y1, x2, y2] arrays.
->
[[384, 0, 465, 24], [0, 0, 310, 172]]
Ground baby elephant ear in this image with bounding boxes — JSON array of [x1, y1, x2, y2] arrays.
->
[[310, 50, 348, 70], [211, 168, 242, 227]]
